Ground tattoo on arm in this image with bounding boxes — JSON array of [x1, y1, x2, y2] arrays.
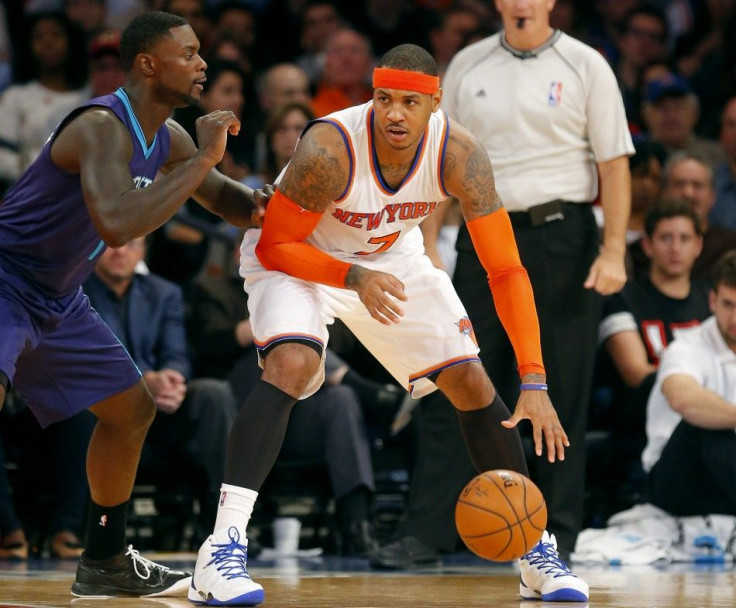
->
[[279, 127, 348, 212], [344, 265, 367, 290], [446, 134, 502, 219]]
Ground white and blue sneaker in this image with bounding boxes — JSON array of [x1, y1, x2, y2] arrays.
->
[[519, 531, 588, 602], [188, 527, 265, 606]]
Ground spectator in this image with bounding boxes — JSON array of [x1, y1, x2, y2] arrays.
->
[[641, 250, 736, 517], [712, 95, 736, 230], [311, 28, 374, 118], [294, 1, 345, 87], [209, 1, 260, 72], [0, 12, 90, 186], [348, 0, 428, 56], [597, 197, 711, 513], [624, 139, 668, 280], [87, 31, 125, 97], [245, 102, 314, 190], [672, 0, 734, 137], [84, 238, 240, 547], [663, 151, 736, 281], [614, 5, 669, 131], [64, 0, 108, 42], [641, 71, 724, 168], [258, 63, 312, 115], [427, 5, 484, 80]]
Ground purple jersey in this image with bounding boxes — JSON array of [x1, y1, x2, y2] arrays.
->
[[0, 88, 171, 297]]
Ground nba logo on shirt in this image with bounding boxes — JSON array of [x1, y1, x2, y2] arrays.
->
[[548, 81, 563, 106]]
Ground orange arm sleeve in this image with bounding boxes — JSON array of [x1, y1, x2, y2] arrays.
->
[[465, 209, 545, 377], [255, 189, 351, 288]]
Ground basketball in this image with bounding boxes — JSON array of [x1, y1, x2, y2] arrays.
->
[[455, 470, 547, 562]]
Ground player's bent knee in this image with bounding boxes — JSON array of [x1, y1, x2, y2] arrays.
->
[[436, 361, 494, 409], [91, 380, 156, 430], [261, 342, 321, 394]]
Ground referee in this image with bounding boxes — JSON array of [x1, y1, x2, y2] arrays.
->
[[429, 1, 633, 561]]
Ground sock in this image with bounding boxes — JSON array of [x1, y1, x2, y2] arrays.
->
[[456, 392, 529, 476], [83, 500, 128, 561], [224, 379, 296, 489], [214, 483, 258, 538]]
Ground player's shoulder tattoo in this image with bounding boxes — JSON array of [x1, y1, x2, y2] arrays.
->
[[279, 123, 348, 212], [444, 132, 502, 218]]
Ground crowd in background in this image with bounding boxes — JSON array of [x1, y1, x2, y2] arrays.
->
[[1, 0, 736, 562]]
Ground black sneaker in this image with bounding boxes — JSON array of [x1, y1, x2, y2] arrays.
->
[[369, 536, 441, 570], [71, 545, 192, 597]]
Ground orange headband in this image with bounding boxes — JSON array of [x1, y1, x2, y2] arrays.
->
[[372, 67, 439, 95]]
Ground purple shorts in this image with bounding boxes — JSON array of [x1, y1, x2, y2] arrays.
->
[[0, 265, 141, 428]]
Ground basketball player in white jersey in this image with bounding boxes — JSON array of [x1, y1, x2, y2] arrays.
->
[[189, 44, 588, 606]]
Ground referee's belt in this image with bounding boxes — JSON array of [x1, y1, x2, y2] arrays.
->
[[508, 200, 587, 228]]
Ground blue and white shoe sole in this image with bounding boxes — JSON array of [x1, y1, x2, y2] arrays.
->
[[189, 581, 265, 606], [520, 582, 588, 602]]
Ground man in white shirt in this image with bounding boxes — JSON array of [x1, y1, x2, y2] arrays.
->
[[642, 251, 736, 516]]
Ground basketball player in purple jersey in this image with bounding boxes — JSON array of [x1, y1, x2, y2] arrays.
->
[[0, 11, 263, 598]]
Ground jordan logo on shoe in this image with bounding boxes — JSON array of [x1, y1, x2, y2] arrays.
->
[[99, 515, 108, 527], [476, 89, 486, 97]]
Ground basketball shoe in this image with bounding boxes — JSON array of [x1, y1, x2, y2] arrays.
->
[[188, 527, 265, 606], [519, 531, 589, 602], [71, 545, 192, 597]]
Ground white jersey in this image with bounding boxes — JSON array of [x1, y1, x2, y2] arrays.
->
[[240, 102, 479, 399], [442, 30, 634, 211], [304, 101, 451, 270]]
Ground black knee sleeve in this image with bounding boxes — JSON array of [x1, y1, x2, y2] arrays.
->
[[456, 392, 529, 476]]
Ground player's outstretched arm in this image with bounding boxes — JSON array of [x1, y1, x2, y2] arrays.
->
[[443, 123, 568, 462], [164, 118, 263, 229], [52, 107, 244, 247]]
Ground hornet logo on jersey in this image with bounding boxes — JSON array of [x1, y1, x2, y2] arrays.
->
[[548, 81, 563, 106]]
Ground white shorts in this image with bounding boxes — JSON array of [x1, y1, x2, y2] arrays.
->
[[240, 231, 480, 399]]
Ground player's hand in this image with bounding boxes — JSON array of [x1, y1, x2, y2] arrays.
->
[[143, 369, 187, 414], [195, 110, 241, 168], [584, 247, 626, 295], [502, 390, 569, 463], [346, 265, 408, 325], [251, 184, 274, 227]]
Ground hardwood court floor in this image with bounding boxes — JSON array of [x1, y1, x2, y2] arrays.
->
[[1, 553, 735, 607]]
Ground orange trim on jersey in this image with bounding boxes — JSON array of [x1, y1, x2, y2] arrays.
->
[[316, 117, 355, 203], [367, 109, 429, 196], [466, 209, 545, 377], [254, 333, 325, 351], [372, 67, 440, 95], [408, 355, 481, 385]]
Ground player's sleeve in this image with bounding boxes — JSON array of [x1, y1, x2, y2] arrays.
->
[[255, 189, 351, 288], [465, 208, 544, 377]]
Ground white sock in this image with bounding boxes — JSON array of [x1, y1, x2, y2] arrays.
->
[[214, 483, 258, 539]]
